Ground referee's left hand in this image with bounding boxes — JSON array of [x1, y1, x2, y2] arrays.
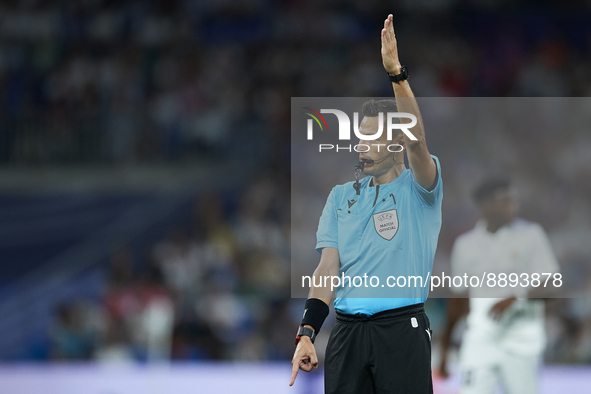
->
[[289, 336, 318, 386]]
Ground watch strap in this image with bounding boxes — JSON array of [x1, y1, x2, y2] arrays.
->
[[388, 65, 409, 82], [295, 325, 316, 344]]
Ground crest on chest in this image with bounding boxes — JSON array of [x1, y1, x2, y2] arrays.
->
[[373, 209, 399, 240]]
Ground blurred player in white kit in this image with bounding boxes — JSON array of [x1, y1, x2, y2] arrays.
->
[[439, 178, 560, 394]]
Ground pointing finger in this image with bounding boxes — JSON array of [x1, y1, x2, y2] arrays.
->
[[289, 358, 300, 386]]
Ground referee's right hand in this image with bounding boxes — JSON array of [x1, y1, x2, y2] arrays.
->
[[289, 336, 318, 386]]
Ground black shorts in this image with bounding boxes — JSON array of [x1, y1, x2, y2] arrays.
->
[[324, 303, 433, 394]]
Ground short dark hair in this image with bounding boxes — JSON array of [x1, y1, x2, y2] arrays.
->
[[362, 99, 398, 117], [472, 178, 511, 204], [361, 98, 401, 133]]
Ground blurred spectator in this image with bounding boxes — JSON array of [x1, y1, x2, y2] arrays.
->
[[1, 1, 591, 166], [97, 247, 173, 362], [50, 301, 96, 360]]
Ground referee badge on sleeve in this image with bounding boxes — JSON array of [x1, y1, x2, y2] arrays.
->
[[373, 209, 399, 240]]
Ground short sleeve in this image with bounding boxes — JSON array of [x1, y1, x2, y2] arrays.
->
[[315, 187, 339, 253], [410, 155, 443, 207]]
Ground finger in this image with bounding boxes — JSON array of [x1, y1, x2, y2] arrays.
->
[[383, 23, 392, 46], [300, 360, 313, 372], [384, 19, 395, 45], [386, 16, 396, 39], [289, 359, 300, 386], [310, 353, 319, 369], [382, 29, 391, 51]]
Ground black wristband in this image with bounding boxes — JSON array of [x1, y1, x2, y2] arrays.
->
[[301, 298, 329, 333], [388, 65, 409, 82]]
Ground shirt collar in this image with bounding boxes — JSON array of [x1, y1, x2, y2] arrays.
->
[[368, 168, 409, 188]]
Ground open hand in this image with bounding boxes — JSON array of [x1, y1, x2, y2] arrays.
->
[[381, 14, 402, 75]]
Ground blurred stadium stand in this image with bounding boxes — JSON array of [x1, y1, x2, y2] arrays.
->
[[0, 0, 590, 392], [0, 192, 198, 359]]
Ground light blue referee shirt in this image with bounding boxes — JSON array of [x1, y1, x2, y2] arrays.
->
[[316, 155, 443, 315]]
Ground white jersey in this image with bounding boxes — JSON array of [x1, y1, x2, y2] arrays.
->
[[450, 218, 559, 357]]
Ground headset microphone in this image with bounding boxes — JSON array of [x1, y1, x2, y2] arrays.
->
[[353, 152, 405, 195], [355, 152, 393, 171], [353, 153, 392, 195]]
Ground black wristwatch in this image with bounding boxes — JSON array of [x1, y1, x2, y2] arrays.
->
[[388, 65, 409, 82], [295, 325, 316, 344]]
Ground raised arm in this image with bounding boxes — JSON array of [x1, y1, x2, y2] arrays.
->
[[381, 14, 436, 189], [289, 247, 340, 386]]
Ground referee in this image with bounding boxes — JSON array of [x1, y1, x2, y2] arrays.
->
[[289, 15, 442, 393]]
